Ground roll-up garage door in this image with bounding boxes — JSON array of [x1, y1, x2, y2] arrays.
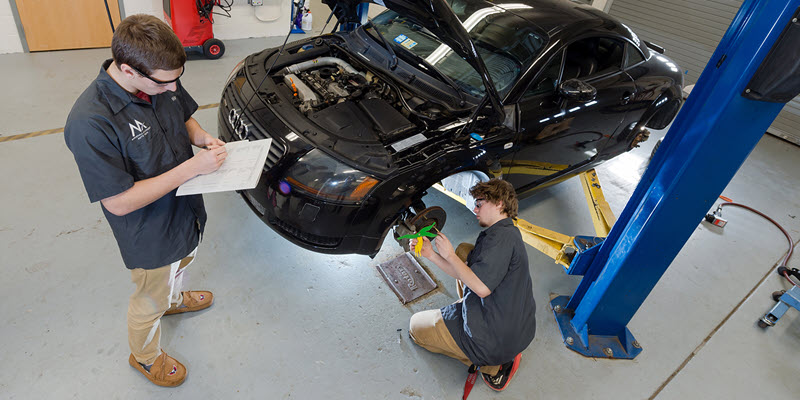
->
[[607, 0, 800, 146]]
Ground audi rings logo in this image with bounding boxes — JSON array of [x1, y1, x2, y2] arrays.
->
[[228, 108, 250, 140]]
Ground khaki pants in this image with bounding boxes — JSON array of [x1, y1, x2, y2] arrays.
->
[[128, 248, 197, 365], [408, 243, 502, 376]]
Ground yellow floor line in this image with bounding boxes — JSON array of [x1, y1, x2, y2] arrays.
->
[[0, 103, 220, 144]]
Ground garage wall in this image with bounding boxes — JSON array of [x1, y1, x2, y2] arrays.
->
[[125, 0, 291, 40], [0, 0, 293, 54], [607, 0, 800, 146], [591, 0, 612, 12], [1, 1, 24, 54]]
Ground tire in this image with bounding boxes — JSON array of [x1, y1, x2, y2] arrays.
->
[[203, 38, 225, 60], [648, 137, 663, 164]]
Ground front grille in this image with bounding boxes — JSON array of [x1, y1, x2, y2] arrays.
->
[[273, 217, 341, 247], [223, 86, 286, 170]]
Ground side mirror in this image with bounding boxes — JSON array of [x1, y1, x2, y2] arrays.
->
[[558, 79, 597, 102]]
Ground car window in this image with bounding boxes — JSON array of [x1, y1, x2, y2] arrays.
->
[[624, 43, 645, 68], [522, 52, 563, 99], [563, 37, 625, 81], [371, 9, 545, 97]]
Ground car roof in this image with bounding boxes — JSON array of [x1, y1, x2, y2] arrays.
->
[[472, 0, 643, 46]]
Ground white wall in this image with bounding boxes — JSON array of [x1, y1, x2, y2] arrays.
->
[[0, 0, 293, 54], [126, 0, 292, 40], [1, 1, 24, 54]]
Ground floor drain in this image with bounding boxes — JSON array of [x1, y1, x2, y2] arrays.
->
[[376, 252, 437, 304]]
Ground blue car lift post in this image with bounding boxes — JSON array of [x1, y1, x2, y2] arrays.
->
[[551, 0, 800, 359]]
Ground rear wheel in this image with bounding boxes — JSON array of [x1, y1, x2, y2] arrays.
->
[[203, 38, 225, 59], [648, 137, 663, 164]]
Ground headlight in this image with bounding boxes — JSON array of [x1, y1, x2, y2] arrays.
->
[[225, 58, 245, 86], [284, 149, 380, 203]]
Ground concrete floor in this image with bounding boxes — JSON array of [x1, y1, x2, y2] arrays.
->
[[1, 37, 799, 400]]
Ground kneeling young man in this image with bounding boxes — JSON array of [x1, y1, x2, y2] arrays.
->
[[409, 179, 536, 391]]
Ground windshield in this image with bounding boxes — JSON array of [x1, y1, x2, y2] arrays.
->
[[370, 1, 546, 98]]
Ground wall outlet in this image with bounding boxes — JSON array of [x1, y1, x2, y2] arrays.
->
[[250, 0, 263, 6]]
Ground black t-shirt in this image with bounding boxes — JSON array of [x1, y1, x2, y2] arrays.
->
[[442, 218, 537, 366], [64, 59, 206, 270]]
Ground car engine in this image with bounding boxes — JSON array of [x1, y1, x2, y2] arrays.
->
[[276, 56, 433, 144], [279, 57, 393, 113]]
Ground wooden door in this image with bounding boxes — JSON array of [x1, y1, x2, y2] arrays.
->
[[15, 0, 121, 51]]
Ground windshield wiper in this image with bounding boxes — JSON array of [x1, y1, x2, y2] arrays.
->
[[398, 47, 467, 108], [365, 20, 466, 108], [366, 19, 398, 70]]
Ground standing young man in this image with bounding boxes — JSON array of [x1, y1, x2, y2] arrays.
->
[[64, 14, 227, 387], [409, 179, 536, 392]]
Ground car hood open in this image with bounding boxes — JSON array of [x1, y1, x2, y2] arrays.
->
[[321, 0, 504, 118]]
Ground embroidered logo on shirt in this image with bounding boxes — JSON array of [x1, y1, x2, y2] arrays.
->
[[129, 120, 151, 141]]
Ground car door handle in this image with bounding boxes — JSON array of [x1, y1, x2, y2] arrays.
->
[[621, 91, 633, 105]]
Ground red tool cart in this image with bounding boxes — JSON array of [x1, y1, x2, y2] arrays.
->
[[163, 0, 228, 59]]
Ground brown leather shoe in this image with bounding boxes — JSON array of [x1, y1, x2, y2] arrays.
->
[[128, 351, 187, 387], [164, 291, 214, 315]]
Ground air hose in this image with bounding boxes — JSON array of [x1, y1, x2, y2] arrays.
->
[[706, 197, 796, 286]]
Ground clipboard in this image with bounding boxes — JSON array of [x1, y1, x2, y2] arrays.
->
[[177, 138, 272, 196]]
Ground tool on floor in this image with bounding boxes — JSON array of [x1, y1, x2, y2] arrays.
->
[[163, 0, 232, 59], [702, 197, 798, 329], [759, 267, 800, 328], [462, 365, 479, 400]]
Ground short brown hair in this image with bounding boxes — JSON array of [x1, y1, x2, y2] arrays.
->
[[470, 179, 518, 219], [112, 14, 185, 74]]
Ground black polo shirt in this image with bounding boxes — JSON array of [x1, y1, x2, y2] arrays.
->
[[442, 218, 537, 366], [65, 59, 207, 270]]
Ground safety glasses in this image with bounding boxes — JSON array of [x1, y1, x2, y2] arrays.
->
[[130, 64, 184, 86]]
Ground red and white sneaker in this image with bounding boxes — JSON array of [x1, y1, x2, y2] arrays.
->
[[482, 353, 521, 391]]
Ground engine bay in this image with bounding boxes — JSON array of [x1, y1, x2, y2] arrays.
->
[[272, 48, 456, 145]]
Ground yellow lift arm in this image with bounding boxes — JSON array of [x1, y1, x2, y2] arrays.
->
[[579, 169, 616, 237]]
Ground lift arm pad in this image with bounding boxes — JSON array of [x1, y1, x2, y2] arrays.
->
[[743, 7, 800, 103]]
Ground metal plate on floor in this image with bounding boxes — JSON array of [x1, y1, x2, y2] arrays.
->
[[376, 253, 437, 304]]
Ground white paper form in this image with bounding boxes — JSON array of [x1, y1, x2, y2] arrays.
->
[[177, 139, 272, 196]]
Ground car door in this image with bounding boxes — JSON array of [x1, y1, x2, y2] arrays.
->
[[506, 36, 635, 190]]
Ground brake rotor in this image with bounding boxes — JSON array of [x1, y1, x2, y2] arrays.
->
[[409, 206, 447, 233], [394, 206, 447, 252]]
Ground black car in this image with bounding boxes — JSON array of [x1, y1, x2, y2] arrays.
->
[[217, 0, 683, 256]]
